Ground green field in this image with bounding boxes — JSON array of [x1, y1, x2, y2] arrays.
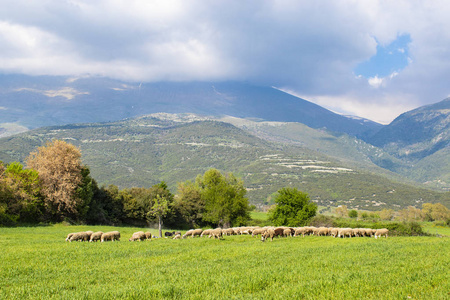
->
[[1, 225, 449, 299]]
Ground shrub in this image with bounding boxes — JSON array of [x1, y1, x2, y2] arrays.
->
[[308, 215, 334, 227]]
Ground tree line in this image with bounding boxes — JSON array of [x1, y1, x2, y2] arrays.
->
[[0, 140, 252, 229]]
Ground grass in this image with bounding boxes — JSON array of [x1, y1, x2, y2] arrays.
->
[[0, 225, 449, 299]]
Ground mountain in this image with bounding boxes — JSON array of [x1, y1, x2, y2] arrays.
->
[[0, 74, 382, 138], [364, 98, 450, 189], [0, 114, 448, 210], [368, 97, 450, 161]]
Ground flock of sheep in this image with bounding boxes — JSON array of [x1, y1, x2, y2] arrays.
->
[[65, 226, 389, 243]]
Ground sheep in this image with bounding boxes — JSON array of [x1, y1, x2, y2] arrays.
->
[[222, 228, 235, 236], [232, 227, 241, 235], [338, 228, 353, 238], [283, 228, 294, 237], [144, 232, 152, 240], [182, 229, 194, 239], [294, 227, 308, 237], [129, 231, 146, 241], [239, 227, 253, 235], [85, 231, 94, 237], [165, 231, 176, 237], [201, 229, 213, 237], [191, 229, 203, 238], [209, 228, 223, 239], [261, 227, 284, 242], [329, 228, 339, 238], [317, 227, 330, 236], [69, 231, 90, 242], [89, 231, 104, 242], [251, 227, 266, 237], [65, 233, 75, 241], [101, 231, 120, 242], [374, 228, 389, 239], [172, 233, 182, 239]]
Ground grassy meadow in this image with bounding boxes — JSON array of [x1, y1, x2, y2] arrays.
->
[[0, 225, 449, 299]]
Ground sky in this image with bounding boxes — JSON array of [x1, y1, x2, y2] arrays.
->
[[1, 0, 450, 124]]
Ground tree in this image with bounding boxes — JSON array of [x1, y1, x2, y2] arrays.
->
[[348, 209, 358, 219], [268, 187, 317, 227], [26, 140, 83, 221], [0, 161, 42, 224], [150, 194, 171, 238], [174, 180, 205, 228], [195, 169, 250, 228]]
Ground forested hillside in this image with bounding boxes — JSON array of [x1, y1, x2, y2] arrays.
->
[[0, 114, 448, 210]]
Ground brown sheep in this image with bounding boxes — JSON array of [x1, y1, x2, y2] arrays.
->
[[144, 232, 152, 240], [129, 231, 146, 241], [101, 231, 120, 242], [89, 231, 104, 242], [261, 227, 284, 242], [374, 228, 389, 239], [69, 232, 90, 242]]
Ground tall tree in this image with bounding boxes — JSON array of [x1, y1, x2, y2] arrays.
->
[[149, 194, 171, 238], [26, 140, 83, 221], [174, 180, 205, 228], [268, 187, 317, 227], [0, 161, 42, 224], [196, 169, 250, 228]]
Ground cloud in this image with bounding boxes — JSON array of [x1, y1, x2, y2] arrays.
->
[[0, 0, 449, 123]]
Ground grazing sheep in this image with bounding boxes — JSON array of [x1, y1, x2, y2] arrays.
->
[[232, 227, 241, 235], [69, 232, 90, 242], [338, 228, 353, 238], [374, 228, 389, 239], [261, 227, 284, 242], [209, 228, 223, 239], [165, 231, 176, 237], [89, 231, 104, 242], [317, 227, 330, 236], [65, 233, 75, 241], [222, 228, 235, 236], [294, 227, 308, 237], [144, 232, 152, 240], [251, 227, 266, 237], [172, 233, 181, 239], [201, 229, 213, 237], [329, 228, 339, 238], [283, 228, 294, 237], [239, 227, 253, 235], [129, 231, 146, 241], [182, 229, 194, 239], [191, 229, 203, 238], [101, 231, 121, 242]]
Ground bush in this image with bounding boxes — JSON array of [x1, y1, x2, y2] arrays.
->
[[308, 215, 334, 227]]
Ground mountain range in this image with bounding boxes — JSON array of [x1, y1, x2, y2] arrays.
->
[[0, 75, 449, 208]]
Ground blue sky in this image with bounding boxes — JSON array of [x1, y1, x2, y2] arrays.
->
[[355, 34, 411, 78], [0, 0, 449, 124]]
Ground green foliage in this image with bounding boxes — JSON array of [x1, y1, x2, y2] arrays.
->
[[268, 187, 317, 226], [308, 214, 334, 227], [348, 209, 358, 218], [196, 169, 251, 227]]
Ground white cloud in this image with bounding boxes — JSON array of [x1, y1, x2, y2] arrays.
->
[[0, 0, 449, 123]]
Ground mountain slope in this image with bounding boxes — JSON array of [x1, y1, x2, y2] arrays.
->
[[0, 114, 447, 210], [0, 74, 382, 138], [368, 97, 450, 161]]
